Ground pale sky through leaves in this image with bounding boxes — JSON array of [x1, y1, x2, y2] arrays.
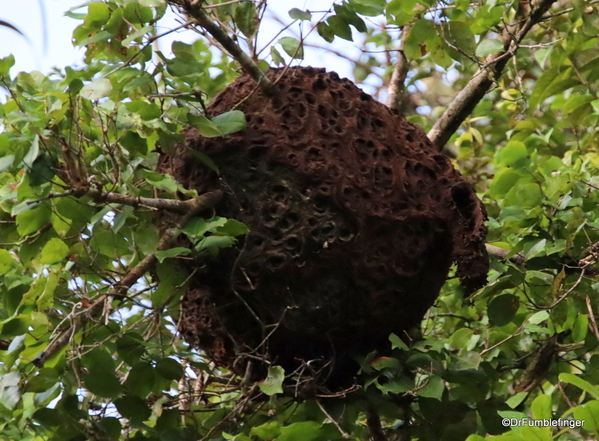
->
[[0, 0, 359, 81]]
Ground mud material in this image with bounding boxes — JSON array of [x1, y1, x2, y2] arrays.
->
[[159, 67, 488, 387]]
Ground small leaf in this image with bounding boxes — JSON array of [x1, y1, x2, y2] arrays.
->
[[289, 8, 311, 20], [156, 358, 184, 381], [0, 54, 15, 77], [531, 394, 552, 420], [488, 294, 519, 327], [22, 135, 39, 169], [0, 250, 17, 275], [506, 392, 528, 409], [259, 366, 285, 395], [80, 78, 113, 100], [114, 396, 151, 422], [389, 333, 409, 351], [40, 238, 69, 265], [235, 1, 258, 38], [215, 219, 249, 236], [155, 247, 190, 263], [475, 39, 504, 57], [279, 37, 304, 59], [278, 421, 322, 441], [188, 114, 221, 138], [559, 373, 599, 399], [211, 110, 247, 135], [526, 239, 547, 260], [270, 47, 285, 66]]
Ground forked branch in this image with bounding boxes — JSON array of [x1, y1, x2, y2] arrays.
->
[[427, 0, 557, 149], [168, 0, 275, 96]]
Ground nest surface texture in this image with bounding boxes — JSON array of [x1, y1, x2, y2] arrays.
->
[[161, 67, 489, 383]]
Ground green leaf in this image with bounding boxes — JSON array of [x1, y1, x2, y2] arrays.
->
[[211, 110, 247, 135], [251, 421, 281, 440], [0, 54, 15, 77], [114, 396, 152, 422], [24, 368, 59, 393], [188, 114, 222, 138], [475, 39, 504, 57], [573, 401, 599, 432], [327, 15, 353, 41], [572, 314, 589, 342], [495, 141, 528, 168], [84, 371, 122, 398], [278, 421, 322, 441], [279, 37, 304, 59], [389, 333, 409, 351], [404, 19, 435, 60], [488, 294, 519, 327], [40, 238, 69, 264], [0, 154, 15, 172], [196, 235, 236, 252], [418, 375, 444, 400], [531, 394, 552, 420], [559, 373, 599, 399], [155, 247, 190, 263], [155, 358, 184, 381], [216, 219, 249, 236], [289, 8, 311, 21], [525, 239, 546, 260], [259, 365, 285, 395], [316, 22, 335, 42], [270, 47, 285, 67], [504, 183, 542, 209], [125, 361, 156, 397], [22, 135, 39, 169], [506, 392, 528, 409], [0, 249, 17, 275], [117, 332, 147, 366], [235, 1, 258, 38], [80, 78, 113, 100]]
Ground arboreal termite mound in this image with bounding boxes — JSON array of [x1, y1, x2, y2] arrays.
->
[[159, 67, 488, 389]]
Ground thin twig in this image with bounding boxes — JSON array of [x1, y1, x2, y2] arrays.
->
[[486, 243, 526, 265], [317, 400, 351, 439]]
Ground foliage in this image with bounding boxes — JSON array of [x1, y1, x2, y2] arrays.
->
[[0, 0, 599, 440]]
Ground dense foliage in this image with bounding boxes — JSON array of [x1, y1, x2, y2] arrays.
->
[[1, 0, 599, 440]]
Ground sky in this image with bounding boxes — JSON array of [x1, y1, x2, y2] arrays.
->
[[0, 0, 363, 82]]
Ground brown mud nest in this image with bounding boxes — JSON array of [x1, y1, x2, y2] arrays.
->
[[159, 67, 488, 388]]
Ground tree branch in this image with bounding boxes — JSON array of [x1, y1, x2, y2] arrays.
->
[[386, 24, 412, 112], [427, 0, 556, 149], [32, 190, 223, 368], [168, 0, 275, 96], [485, 244, 525, 265]]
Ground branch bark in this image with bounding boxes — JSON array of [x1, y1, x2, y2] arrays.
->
[[168, 0, 275, 96], [30, 186, 212, 214], [427, 0, 556, 149], [33, 189, 223, 368], [386, 24, 412, 113]]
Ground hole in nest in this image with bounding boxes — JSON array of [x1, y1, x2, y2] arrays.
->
[[338, 227, 352, 241], [266, 254, 286, 270], [317, 105, 328, 118], [308, 217, 318, 227], [362, 191, 371, 199], [372, 118, 385, 128], [360, 92, 372, 101], [285, 236, 302, 252], [250, 236, 264, 247], [313, 77, 327, 91], [405, 133, 413, 142], [334, 125, 344, 134], [297, 103, 307, 118], [272, 97, 284, 109], [313, 195, 329, 213], [321, 222, 335, 237], [308, 147, 321, 160], [305, 92, 316, 105]]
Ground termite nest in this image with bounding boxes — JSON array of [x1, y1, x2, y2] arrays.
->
[[158, 67, 489, 391]]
